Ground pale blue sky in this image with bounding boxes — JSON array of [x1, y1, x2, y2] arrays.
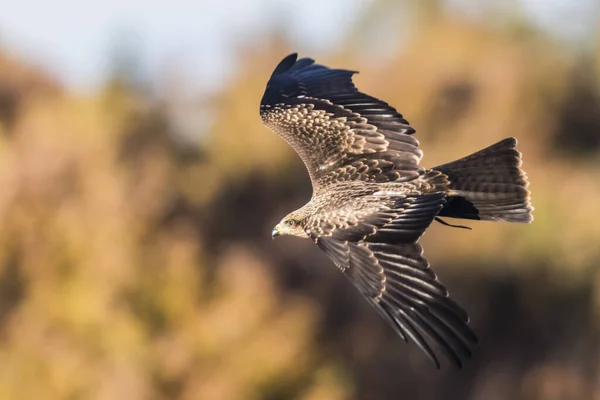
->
[[0, 0, 597, 93], [0, 0, 365, 92]]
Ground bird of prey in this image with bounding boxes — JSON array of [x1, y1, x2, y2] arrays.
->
[[261, 53, 533, 368]]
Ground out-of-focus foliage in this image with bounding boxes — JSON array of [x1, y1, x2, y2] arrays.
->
[[1, 4, 600, 400], [0, 52, 350, 400]]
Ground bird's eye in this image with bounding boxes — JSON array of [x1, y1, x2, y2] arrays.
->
[[287, 220, 295, 226]]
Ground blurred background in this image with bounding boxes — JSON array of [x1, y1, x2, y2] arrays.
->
[[0, 0, 599, 399]]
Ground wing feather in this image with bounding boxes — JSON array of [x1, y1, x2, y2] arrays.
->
[[317, 239, 477, 368], [260, 53, 423, 191], [313, 193, 477, 368]]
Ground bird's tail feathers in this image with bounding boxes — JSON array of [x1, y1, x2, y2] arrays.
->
[[434, 137, 533, 223]]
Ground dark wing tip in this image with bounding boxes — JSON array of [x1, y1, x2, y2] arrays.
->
[[270, 53, 317, 77], [271, 53, 297, 76]]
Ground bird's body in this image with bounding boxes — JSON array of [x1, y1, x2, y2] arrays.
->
[[261, 53, 533, 368]]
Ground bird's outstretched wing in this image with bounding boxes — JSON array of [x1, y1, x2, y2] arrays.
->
[[261, 54, 478, 367], [314, 193, 478, 368], [260, 53, 424, 192]]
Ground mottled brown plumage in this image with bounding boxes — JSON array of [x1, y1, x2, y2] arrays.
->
[[261, 53, 533, 368]]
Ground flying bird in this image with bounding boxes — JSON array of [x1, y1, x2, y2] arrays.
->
[[261, 53, 533, 368]]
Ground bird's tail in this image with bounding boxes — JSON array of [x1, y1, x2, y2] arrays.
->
[[434, 137, 533, 223]]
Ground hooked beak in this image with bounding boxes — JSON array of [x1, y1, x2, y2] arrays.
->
[[271, 226, 280, 239]]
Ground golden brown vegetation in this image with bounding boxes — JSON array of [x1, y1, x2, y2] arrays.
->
[[0, 6, 599, 400]]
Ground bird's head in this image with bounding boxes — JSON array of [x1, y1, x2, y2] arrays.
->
[[272, 212, 309, 239]]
